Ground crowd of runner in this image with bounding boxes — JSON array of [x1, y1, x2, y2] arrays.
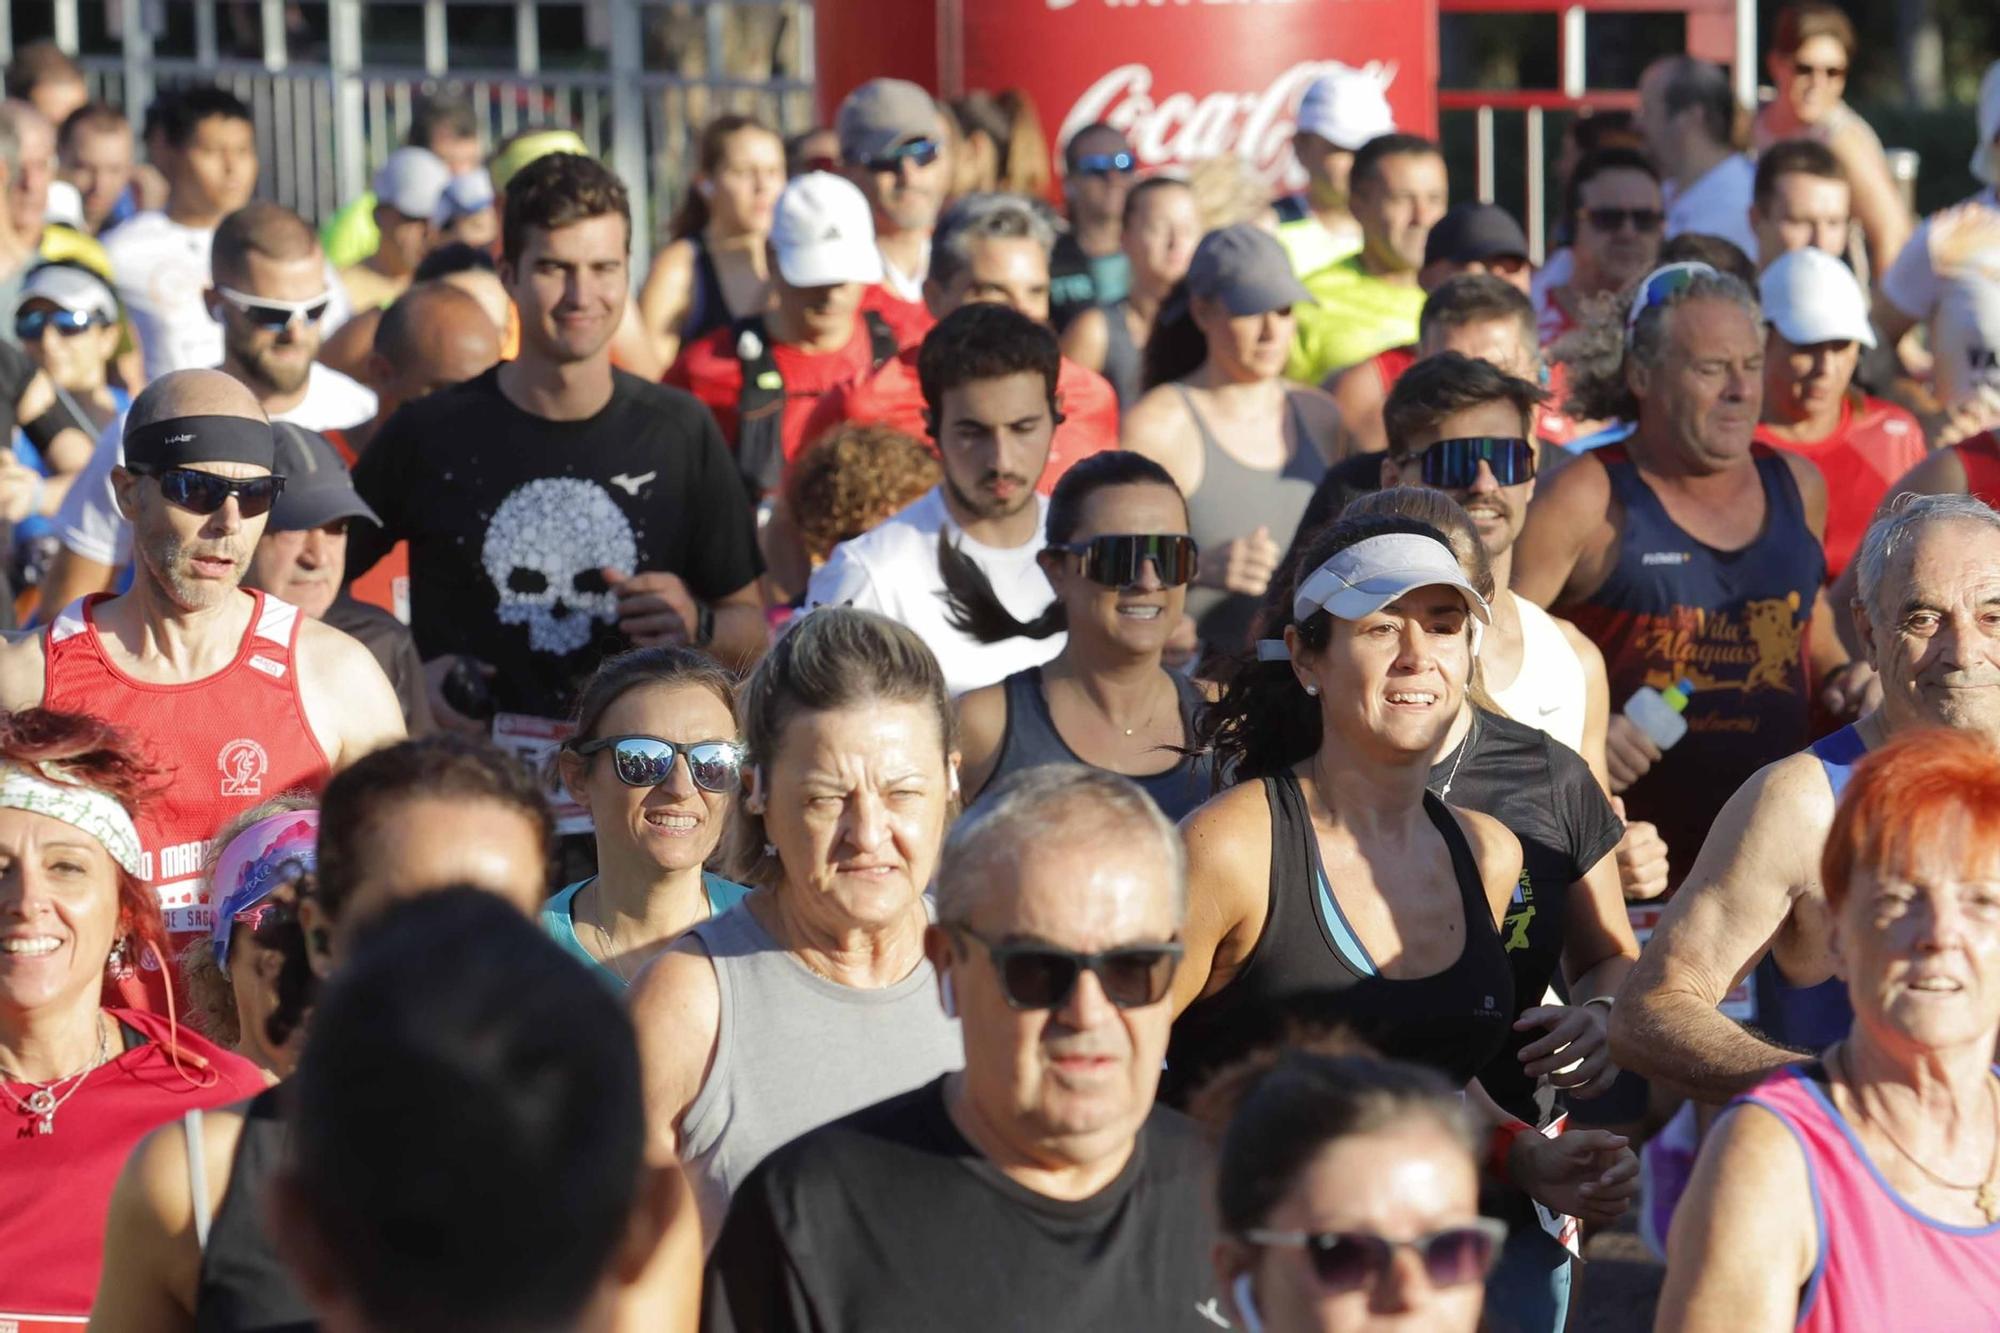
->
[[2, 10, 2000, 1330]]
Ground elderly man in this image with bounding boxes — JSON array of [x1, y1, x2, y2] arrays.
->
[[1611, 494, 2000, 1100], [702, 765, 1219, 1331]]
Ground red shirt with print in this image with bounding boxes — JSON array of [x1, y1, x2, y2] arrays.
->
[[666, 316, 879, 466]]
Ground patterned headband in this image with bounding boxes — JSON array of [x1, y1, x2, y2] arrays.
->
[[0, 762, 143, 875]]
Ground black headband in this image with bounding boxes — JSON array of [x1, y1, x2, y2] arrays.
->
[[124, 415, 278, 473]]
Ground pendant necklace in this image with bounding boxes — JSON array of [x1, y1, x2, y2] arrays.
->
[[1, 1013, 110, 1136], [1834, 1044, 2000, 1223]]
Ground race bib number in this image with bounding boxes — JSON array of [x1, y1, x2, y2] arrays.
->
[[1532, 1113, 1585, 1257], [491, 713, 593, 836]]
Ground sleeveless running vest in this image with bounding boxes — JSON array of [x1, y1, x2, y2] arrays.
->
[[1751, 725, 1863, 1054], [194, 1086, 314, 1332], [1955, 430, 2000, 505], [1165, 773, 1514, 1100], [43, 592, 332, 1011], [1487, 598, 1590, 755], [989, 667, 1212, 821], [1563, 446, 1822, 891], [684, 235, 731, 345], [1100, 298, 1143, 409], [1737, 1063, 2000, 1332]]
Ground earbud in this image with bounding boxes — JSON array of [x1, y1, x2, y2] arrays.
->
[[1232, 1274, 1265, 1333], [949, 767, 962, 801], [940, 972, 958, 1019], [1304, 683, 1320, 697]]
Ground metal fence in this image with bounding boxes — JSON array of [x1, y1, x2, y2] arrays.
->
[[1, 0, 819, 260]]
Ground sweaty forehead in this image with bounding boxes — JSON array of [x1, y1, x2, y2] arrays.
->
[[1891, 521, 2000, 599]]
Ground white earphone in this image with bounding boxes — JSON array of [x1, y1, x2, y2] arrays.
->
[[1232, 1275, 1264, 1333], [940, 972, 958, 1019]]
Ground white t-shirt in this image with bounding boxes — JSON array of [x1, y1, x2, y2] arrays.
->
[[1882, 188, 2000, 410], [104, 210, 355, 383], [57, 362, 378, 566], [804, 487, 1064, 696], [1663, 154, 1759, 261]]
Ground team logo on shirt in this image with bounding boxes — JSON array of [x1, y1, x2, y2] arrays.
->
[[219, 739, 270, 796], [481, 478, 640, 656]]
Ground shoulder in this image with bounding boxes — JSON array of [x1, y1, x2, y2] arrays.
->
[[1286, 383, 1345, 427], [1139, 1102, 1215, 1174], [610, 370, 715, 423], [302, 364, 378, 422], [103, 211, 170, 253], [1769, 444, 1827, 498], [646, 237, 697, 282], [1685, 1091, 1816, 1222], [299, 611, 386, 671], [1552, 613, 1606, 675], [957, 679, 1009, 741], [1537, 447, 1611, 509], [1182, 778, 1275, 869], [0, 628, 48, 709]]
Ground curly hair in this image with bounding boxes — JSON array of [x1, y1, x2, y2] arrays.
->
[[785, 422, 941, 565]]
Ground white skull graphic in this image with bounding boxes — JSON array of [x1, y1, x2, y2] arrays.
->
[[481, 478, 639, 656]]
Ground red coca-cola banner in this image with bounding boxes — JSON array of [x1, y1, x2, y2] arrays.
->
[[817, 0, 1438, 191]]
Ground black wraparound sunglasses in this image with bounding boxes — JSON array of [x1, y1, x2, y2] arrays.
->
[[948, 925, 1182, 1010], [1415, 437, 1536, 489], [130, 467, 285, 517], [1047, 533, 1199, 589]]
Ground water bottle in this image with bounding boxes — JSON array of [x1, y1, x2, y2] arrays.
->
[[1624, 677, 1693, 750]]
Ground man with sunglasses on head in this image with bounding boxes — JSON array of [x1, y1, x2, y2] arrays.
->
[[837, 78, 953, 342], [0, 368, 404, 1009], [42, 201, 378, 614], [704, 765, 1220, 1333], [1636, 57, 1760, 261], [1274, 66, 1398, 278], [1535, 148, 1664, 348], [1047, 123, 1135, 333]]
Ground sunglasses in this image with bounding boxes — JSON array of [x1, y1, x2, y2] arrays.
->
[[1074, 151, 1136, 177], [863, 138, 941, 174], [1049, 533, 1199, 588], [214, 284, 333, 331], [132, 467, 285, 517], [1624, 260, 1718, 338], [1791, 61, 1847, 80], [948, 925, 1182, 1011], [1243, 1220, 1507, 1295], [1414, 437, 1536, 489], [15, 308, 107, 340], [569, 735, 744, 793], [1582, 207, 1664, 235]]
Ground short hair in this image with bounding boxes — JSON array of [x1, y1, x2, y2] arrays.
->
[[1851, 493, 2000, 626], [1771, 2, 1857, 61], [1654, 56, 1735, 148], [1417, 273, 1537, 352], [1350, 132, 1442, 194], [1122, 174, 1193, 228], [1753, 137, 1847, 210], [146, 84, 253, 151], [566, 645, 736, 748], [57, 101, 127, 156], [1566, 110, 1641, 158], [211, 201, 318, 283], [784, 422, 941, 564], [1564, 146, 1660, 222], [285, 888, 646, 1333], [408, 88, 479, 148], [5, 39, 83, 101], [412, 241, 499, 281], [1383, 351, 1546, 458], [937, 764, 1187, 923], [1822, 729, 2000, 914], [500, 152, 630, 268], [916, 301, 1061, 421], [1657, 231, 1759, 287], [926, 192, 1055, 292], [1061, 120, 1127, 173]]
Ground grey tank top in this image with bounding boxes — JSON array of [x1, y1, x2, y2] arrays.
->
[[1177, 384, 1329, 652], [1102, 299, 1143, 409], [678, 897, 963, 1237], [992, 666, 1213, 820]]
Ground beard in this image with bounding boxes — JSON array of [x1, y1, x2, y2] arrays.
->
[[140, 529, 246, 610], [232, 335, 315, 397], [944, 469, 1036, 523]]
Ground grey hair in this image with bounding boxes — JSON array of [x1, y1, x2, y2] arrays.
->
[[1852, 492, 2000, 624], [0, 103, 22, 172], [1563, 269, 1761, 422], [927, 192, 1056, 292], [935, 765, 1187, 925]]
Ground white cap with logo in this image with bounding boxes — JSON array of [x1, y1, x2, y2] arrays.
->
[[1295, 66, 1397, 152], [1760, 246, 1876, 349], [769, 172, 883, 288]]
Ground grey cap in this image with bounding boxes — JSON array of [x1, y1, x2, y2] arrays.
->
[[837, 78, 940, 164], [267, 423, 380, 532], [1186, 223, 1316, 317]]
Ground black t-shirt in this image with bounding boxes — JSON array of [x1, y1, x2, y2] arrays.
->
[[348, 366, 762, 718], [1430, 708, 1623, 1124], [703, 1077, 1225, 1333]]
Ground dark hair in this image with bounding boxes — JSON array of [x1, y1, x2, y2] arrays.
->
[[567, 646, 736, 746], [57, 101, 127, 156], [408, 89, 479, 150], [1771, 1, 1857, 60], [211, 201, 317, 283], [1416, 273, 1537, 353], [1753, 137, 1847, 210], [1350, 132, 1442, 195], [1655, 56, 1736, 148], [1122, 174, 1193, 229], [785, 421, 940, 564], [1194, 514, 1457, 779], [940, 451, 1187, 643], [1142, 278, 1207, 390], [1658, 231, 1758, 287], [916, 301, 1061, 428], [146, 85, 253, 152], [285, 888, 646, 1333], [1564, 146, 1660, 223], [1565, 110, 1640, 159], [6, 39, 83, 100], [412, 241, 500, 281], [666, 114, 779, 241], [501, 152, 631, 268], [1062, 120, 1128, 173], [952, 89, 1050, 197], [1383, 351, 1545, 458]]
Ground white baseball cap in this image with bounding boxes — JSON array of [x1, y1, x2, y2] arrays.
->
[[43, 181, 85, 232], [17, 262, 119, 324], [1975, 58, 2000, 186], [1761, 246, 1876, 349], [769, 172, 882, 288], [373, 146, 454, 221], [1295, 67, 1397, 152]]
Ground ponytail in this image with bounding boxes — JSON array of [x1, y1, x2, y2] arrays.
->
[[939, 531, 1065, 644], [1142, 279, 1207, 390]]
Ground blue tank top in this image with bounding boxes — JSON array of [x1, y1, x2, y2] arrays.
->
[[1751, 724, 1863, 1051]]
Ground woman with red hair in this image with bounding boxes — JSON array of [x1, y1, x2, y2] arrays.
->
[[1659, 728, 2000, 1331], [0, 709, 264, 1326]]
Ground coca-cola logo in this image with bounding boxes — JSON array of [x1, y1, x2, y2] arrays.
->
[[1059, 59, 1398, 188]]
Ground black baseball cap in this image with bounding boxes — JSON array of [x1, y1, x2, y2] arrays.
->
[[267, 423, 380, 532], [1423, 203, 1531, 269]]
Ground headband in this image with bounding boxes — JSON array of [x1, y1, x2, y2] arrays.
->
[[124, 414, 277, 473], [1255, 533, 1490, 663], [0, 762, 143, 876], [210, 810, 319, 968]]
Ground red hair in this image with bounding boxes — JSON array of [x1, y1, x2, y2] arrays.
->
[[0, 709, 166, 962], [1822, 729, 2000, 913]]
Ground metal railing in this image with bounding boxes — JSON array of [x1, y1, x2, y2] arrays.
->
[[3, 0, 818, 262]]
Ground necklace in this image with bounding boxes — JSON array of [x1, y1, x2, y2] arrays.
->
[[582, 880, 637, 986], [0, 1012, 110, 1136], [1430, 715, 1475, 799], [1832, 1044, 2000, 1223]]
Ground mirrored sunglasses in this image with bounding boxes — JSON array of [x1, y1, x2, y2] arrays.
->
[[15, 308, 107, 339], [133, 466, 286, 517], [215, 284, 333, 331], [1243, 1220, 1507, 1295], [1075, 151, 1137, 177], [949, 925, 1183, 1010], [863, 138, 941, 174], [1416, 437, 1536, 489], [1624, 261, 1717, 338], [570, 735, 744, 793], [1049, 533, 1199, 589]]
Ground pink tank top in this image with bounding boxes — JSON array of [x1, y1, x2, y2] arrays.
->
[[1738, 1065, 2000, 1332]]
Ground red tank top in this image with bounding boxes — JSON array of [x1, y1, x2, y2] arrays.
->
[[1755, 396, 1928, 582], [1955, 430, 2000, 506], [42, 592, 332, 1009], [0, 1008, 264, 1326]]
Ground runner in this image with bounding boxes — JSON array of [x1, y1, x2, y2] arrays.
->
[[1638, 57, 1759, 258], [1748, 139, 1853, 270], [0, 369, 405, 1007], [1047, 122, 1134, 331], [704, 767, 1221, 1329], [639, 115, 784, 369], [951, 452, 1213, 818], [1535, 149, 1663, 349], [837, 78, 952, 340], [333, 146, 452, 314], [1060, 175, 1201, 408], [6, 41, 88, 136], [56, 102, 136, 236], [317, 89, 484, 269], [1273, 66, 1397, 277]]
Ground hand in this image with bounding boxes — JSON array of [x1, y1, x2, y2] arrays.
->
[[1509, 1128, 1639, 1224], [0, 455, 38, 523], [422, 655, 495, 739], [1604, 713, 1662, 793], [1933, 385, 2000, 449], [1515, 1003, 1618, 1098], [1161, 612, 1199, 672], [604, 567, 699, 648], [1612, 799, 1671, 901], [1203, 525, 1279, 598], [1819, 660, 1878, 718]]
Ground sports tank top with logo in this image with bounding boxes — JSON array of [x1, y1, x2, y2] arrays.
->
[[1563, 446, 1822, 892], [43, 592, 332, 1009], [1487, 597, 1590, 755], [1752, 725, 1863, 1054], [1737, 1063, 2000, 1333]]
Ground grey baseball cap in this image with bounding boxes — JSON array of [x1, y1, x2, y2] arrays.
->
[[837, 78, 940, 164], [1186, 223, 1316, 317], [267, 423, 380, 532]]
